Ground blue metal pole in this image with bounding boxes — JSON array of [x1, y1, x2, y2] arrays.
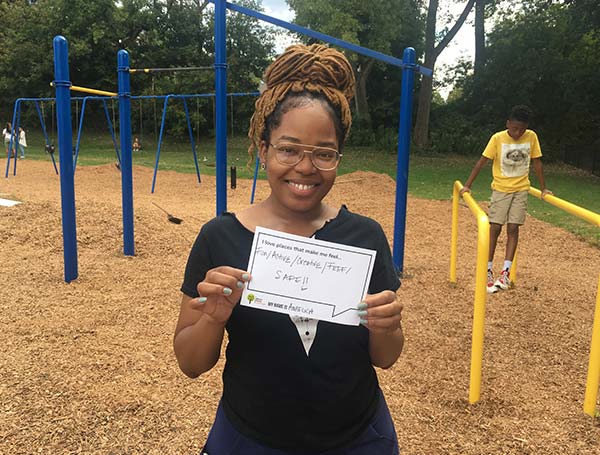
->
[[118, 49, 135, 256], [150, 95, 171, 193], [101, 99, 121, 165], [13, 100, 23, 175], [182, 97, 201, 183], [250, 154, 259, 204], [392, 47, 416, 275], [7, 100, 19, 176], [53, 35, 78, 283], [215, 0, 228, 215], [221, 1, 433, 77], [73, 97, 88, 170], [34, 100, 59, 175], [5, 101, 17, 177]]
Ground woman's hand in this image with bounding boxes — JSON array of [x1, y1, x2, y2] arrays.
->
[[357, 290, 403, 334], [190, 266, 251, 325]]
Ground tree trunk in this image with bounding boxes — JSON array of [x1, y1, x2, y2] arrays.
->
[[474, 0, 486, 76], [414, 57, 436, 148], [354, 59, 375, 127], [413, 0, 438, 147], [414, 0, 476, 148]]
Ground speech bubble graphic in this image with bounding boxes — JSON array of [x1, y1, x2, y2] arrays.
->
[[241, 227, 376, 326]]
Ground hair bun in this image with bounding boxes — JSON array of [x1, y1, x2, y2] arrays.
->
[[264, 44, 355, 103]]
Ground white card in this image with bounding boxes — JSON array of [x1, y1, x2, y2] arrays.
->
[[241, 226, 376, 326]]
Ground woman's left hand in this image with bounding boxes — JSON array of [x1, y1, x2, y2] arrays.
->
[[358, 290, 402, 334]]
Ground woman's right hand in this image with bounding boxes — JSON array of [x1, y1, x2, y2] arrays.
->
[[190, 266, 251, 325]]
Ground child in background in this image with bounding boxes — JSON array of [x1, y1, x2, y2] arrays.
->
[[460, 105, 552, 293], [132, 137, 141, 152], [18, 127, 27, 159]]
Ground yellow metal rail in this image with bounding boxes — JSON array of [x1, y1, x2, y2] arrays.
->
[[451, 183, 599, 412], [70, 85, 117, 97], [50, 82, 117, 97], [492, 186, 599, 416], [450, 180, 490, 403], [529, 187, 600, 227], [585, 276, 600, 417]]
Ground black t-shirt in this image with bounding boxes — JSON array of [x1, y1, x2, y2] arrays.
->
[[181, 206, 400, 452]]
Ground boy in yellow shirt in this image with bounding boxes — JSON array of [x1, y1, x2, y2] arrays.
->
[[460, 105, 552, 293]]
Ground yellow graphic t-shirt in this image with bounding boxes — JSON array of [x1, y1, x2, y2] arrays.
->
[[482, 129, 542, 193]]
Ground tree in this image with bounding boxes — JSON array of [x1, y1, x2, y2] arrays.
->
[[474, 0, 485, 75], [413, 0, 475, 147], [433, 0, 600, 168], [287, 0, 424, 129]]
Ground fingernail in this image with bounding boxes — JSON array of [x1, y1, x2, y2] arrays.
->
[[359, 318, 368, 326], [198, 297, 207, 304], [223, 287, 232, 296], [242, 273, 250, 281], [236, 281, 244, 289], [357, 310, 368, 317], [357, 302, 368, 310]]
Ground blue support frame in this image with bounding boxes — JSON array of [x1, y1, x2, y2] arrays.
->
[[52, 35, 78, 283], [118, 49, 135, 256], [72, 96, 121, 171], [34, 100, 59, 175], [149, 92, 258, 193], [214, 0, 228, 215], [211, 0, 430, 274], [393, 48, 417, 274]]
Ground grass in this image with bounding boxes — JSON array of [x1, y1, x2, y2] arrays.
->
[[13, 130, 600, 246]]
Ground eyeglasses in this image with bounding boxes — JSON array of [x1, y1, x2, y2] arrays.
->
[[268, 142, 342, 171]]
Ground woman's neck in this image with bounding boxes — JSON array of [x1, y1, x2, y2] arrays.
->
[[238, 197, 338, 237]]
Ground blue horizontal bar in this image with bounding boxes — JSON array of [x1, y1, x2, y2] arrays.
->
[[11, 92, 260, 104], [223, 0, 431, 76]]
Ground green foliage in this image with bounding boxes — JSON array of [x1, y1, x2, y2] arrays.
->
[[432, 0, 600, 174], [0, 0, 275, 140], [287, 0, 424, 129]]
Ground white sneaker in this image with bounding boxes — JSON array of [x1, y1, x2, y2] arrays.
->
[[494, 269, 512, 291], [487, 270, 498, 294]]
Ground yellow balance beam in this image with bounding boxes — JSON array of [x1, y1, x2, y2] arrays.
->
[[529, 187, 600, 227], [450, 181, 490, 404]]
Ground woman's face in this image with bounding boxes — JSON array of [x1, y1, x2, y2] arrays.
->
[[260, 102, 339, 215]]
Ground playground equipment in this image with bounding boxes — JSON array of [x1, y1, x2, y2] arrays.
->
[[152, 202, 183, 224], [450, 180, 490, 404], [4, 94, 122, 178], [147, 91, 259, 193], [73, 96, 122, 170], [51, 36, 136, 282], [4, 97, 61, 177], [450, 180, 600, 416], [53, 36, 79, 282], [211, 0, 432, 274], [524, 188, 600, 417], [52, 0, 431, 281]]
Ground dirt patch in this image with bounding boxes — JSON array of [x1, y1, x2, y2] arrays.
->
[[1, 159, 599, 454]]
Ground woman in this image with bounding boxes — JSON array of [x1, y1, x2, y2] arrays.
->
[[174, 44, 404, 454]]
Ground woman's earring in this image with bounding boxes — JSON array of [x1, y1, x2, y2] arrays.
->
[[260, 162, 266, 170]]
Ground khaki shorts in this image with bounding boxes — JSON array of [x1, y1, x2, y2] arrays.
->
[[488, 190, 528, 225]]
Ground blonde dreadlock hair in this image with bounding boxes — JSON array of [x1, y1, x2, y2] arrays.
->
[[248, 43, 355, 161]]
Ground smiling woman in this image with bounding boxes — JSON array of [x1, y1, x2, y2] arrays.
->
[[174, 43, 404, 454]]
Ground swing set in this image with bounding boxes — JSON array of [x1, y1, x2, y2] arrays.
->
[[4, 90, 123, 178]]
